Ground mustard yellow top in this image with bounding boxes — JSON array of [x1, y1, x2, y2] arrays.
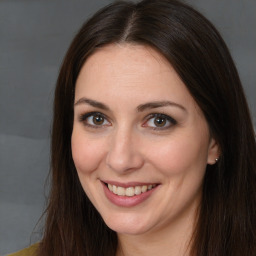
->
[[7, 244, 38, 256]]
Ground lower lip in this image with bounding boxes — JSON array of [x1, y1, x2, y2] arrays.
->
[[102, 183, 158, 207]]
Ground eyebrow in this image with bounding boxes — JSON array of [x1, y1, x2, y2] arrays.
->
[[74, 97, 109, 111], [74, 97, 186, 112], [137, 101, 186, 112]]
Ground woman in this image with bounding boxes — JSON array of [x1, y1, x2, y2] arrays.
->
[[10, 0, 256, 255]]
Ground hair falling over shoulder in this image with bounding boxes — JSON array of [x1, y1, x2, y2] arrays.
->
[[38, 0, 256, 255]]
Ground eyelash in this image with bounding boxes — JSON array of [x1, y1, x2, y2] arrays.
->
[[79, 112, 110, 129], [78, 112, 177, 130], [143, 113, 177, 130]]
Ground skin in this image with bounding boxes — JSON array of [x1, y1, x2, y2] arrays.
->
[[71, 44, 219, 256]]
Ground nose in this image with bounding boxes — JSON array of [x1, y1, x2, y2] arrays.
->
[[106, 127, 144, 174]]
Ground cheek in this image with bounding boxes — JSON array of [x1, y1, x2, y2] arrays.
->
[[71, 130, 106, 174], [146, 132, 209, 177]]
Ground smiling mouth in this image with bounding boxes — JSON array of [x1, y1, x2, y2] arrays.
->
[[105, 183, 158, 197]]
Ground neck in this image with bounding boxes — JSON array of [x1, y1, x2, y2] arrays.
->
[[116, 206, 198, 256]]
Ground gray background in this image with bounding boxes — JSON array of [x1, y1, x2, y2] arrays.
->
[[0, 0, 255, 255]]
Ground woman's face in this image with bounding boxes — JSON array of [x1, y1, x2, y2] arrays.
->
[[72, 44, 219, 236]]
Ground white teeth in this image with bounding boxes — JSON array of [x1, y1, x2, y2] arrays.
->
[[107, 184, 156, 196], [125, 187, 135, 197], [117, 186, 125, 196], [141, 185, 147, 193], [108, 184, 113, 192], [134, 186, 142, 195]]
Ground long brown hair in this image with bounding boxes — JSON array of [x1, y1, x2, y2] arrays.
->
[[39, 0, 256, 255]]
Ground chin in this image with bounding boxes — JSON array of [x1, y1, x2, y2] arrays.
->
[[102, 212, 154, 235]]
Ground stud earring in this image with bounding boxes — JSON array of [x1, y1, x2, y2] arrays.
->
[[215, 158, 219, 162]]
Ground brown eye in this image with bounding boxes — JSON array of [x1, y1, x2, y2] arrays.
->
[[143, 113, 177, 130], [93, 114, 104, 125], [79, 112, 111, 128], [154, 117, 167, 127]]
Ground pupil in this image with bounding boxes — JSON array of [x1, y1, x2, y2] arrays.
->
[[154, 117, 166, 127], [93, 115, 104, 125]]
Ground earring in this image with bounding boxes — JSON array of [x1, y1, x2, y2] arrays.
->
[[215, 158, 219, 162]]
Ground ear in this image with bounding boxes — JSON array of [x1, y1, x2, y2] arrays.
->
[[207, 137, 220, 165]]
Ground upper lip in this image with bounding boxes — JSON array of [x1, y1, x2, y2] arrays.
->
[[101, 180, 159, 188]]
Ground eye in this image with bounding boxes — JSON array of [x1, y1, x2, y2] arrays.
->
[[79, 112, 111, 128], [143, 113, 177, 130]]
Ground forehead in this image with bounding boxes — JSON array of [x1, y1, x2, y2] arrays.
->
[[75, 43, 190, 101], [78, 44, 172, 84]]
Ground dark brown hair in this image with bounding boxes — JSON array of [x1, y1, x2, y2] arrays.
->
[[39, 0, 256, 255]]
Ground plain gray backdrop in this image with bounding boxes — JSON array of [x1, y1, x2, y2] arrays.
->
[[0, 0, 255, 255]]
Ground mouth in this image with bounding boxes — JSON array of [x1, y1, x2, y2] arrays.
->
[[101, 181, 160, 207], [105, 183, 158, 197]]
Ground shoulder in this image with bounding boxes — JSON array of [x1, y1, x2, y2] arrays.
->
[[7, 243, 39, 256]]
